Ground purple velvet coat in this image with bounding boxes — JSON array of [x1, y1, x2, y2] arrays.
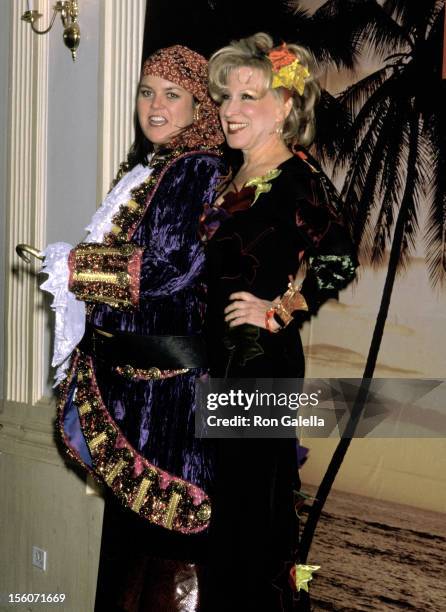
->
[[89, 153, 224, 489], [60, 151, 225, 534]]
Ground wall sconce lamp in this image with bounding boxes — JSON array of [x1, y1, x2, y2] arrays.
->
[[21, 1, 80, 61]]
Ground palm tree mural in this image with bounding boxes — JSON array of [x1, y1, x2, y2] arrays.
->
[[290, 0, 446, 577]]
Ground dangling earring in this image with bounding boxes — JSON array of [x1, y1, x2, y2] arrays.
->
[[193, 104, 201, 123], [269, 120, 284, 136]]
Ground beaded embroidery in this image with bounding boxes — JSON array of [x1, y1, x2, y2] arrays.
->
[[58, 351, 211, 534]]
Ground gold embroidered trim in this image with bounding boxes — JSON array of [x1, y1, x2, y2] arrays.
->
[[132, 478, 153, 512], [105, 459, 127, 485], [95, 328, 114, 338], [165, 492, 182, 530], [88, 431, 108, 451], [68, 241, 143, 309], [78, 401, 91, 416], [115, 365, 190, 381], [73, 293, 133, 308], [72, 271, 130, 286], [58, 337, 212, 533], [74, 244, 137, 257]]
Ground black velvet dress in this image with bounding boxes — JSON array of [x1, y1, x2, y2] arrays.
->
[[201, 151, 357, 611]]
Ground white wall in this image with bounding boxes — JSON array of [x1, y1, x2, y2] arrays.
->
[[42, 0, 101, 392], [46, 0, 100, 244]]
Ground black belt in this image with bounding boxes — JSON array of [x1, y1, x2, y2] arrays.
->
[[79, 323, 207, 370]]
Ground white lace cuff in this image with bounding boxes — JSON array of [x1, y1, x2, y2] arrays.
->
[[40, 242, 86, 386]]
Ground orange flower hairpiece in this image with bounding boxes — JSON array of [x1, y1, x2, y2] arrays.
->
[[268, 43, 297, 71], [268, 43, 310, 96]]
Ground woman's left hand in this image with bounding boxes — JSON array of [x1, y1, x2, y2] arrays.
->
[[224, 291, 280, 331]]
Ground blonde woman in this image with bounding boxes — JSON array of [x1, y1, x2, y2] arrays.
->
[[201, 33, 356, 609]]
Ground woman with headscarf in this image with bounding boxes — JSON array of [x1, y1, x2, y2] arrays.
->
[[200, 33, 357, 610], [39, 45, 225, 610]]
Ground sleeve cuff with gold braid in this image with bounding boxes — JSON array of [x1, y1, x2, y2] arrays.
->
[[68, 242, 143, 309]]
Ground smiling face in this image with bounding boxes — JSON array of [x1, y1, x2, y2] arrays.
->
[[136, 74, 195, 146], [218, 66, 291, 153]]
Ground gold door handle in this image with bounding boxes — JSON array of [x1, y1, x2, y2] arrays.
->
[[16, 243, 44, 264]]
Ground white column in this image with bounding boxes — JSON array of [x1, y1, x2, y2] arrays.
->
[[97, 0, 146, 199], [5, 0, 49, 404]]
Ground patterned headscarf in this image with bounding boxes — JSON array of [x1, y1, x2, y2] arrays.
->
[[142, 45, 224, 150]]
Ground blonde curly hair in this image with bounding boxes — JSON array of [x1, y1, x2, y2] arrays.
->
[[208, 32, 320, 148]]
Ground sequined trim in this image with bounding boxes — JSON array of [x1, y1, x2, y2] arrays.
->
[[68, 242, 143, 308], [104, 150, 222, 246], [115, 365, 190, 381], [57, 351, 210, 534], [308, 254, 357, 290]]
